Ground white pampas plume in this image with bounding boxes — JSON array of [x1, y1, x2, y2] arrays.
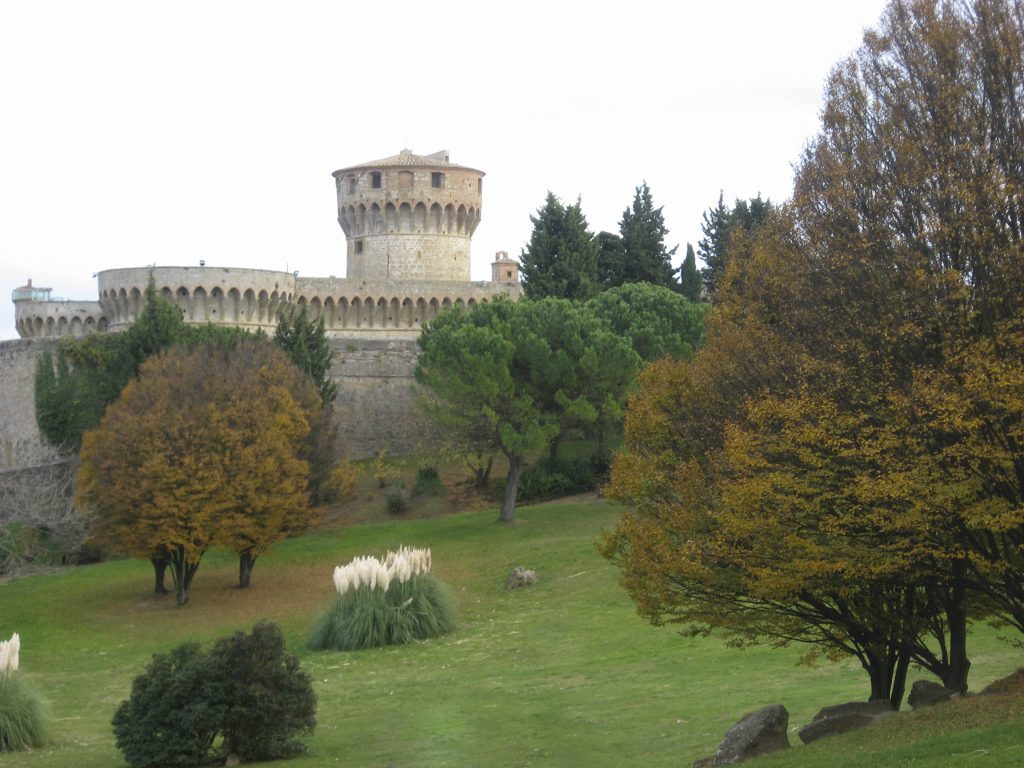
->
[[8, 632, 19, 674], [0, 640, 8, 675], [333, 566, 350, 596]]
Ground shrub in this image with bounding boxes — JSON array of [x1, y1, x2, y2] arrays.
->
[[386, 484, 410, 515], [113, 623, 316, 768], [112, 643, 220, 768], [412, 466, 447, 497], [208, 622, 316, 762], [0, 676, 47, 752], [371, 450, 400, 488], [322, 459, 360, 503], [493, 454, 601, 503], [309, 546, 456, 651]]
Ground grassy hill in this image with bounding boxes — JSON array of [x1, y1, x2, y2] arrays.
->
[[0, 497, 1020, 767]]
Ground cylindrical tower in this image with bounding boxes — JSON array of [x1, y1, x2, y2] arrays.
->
[[332, 149, 484, 281]]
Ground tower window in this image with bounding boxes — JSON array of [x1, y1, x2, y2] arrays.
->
[[355, 239, 364, 254], [348, 176, 357, 194], [371, 172, 382, 188], [431, 172, 445, 189]]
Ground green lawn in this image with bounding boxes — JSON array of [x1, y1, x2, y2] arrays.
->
[[0, 498, 1020, 767]]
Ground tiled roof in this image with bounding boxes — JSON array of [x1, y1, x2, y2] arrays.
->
[[334, 149, 482, 175]]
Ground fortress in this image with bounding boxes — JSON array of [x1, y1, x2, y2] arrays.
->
[[1, 149, 521, 471]]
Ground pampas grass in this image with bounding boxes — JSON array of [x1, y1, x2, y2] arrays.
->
[[309, 547, 456, 651], [0, 675, 46, 752]]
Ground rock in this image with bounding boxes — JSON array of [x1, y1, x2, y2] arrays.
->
[[693, 757, 714, 768], [505, 566, 538, 590], [798, 700, 896, 744], [980, 668, 1024, 696], [907, 680, 958, 709], [713, 704, 790, 765]]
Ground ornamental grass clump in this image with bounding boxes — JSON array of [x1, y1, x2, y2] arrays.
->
[[309, 546, 456, 651], [0, 632, 47, 752]]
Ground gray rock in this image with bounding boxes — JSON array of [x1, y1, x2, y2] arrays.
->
[[907, 680, 958, 709], [798, 700, 895, 744], [713, 704, 790, 765], [693, 757, 714, 768], [505, 566, 538, 590]]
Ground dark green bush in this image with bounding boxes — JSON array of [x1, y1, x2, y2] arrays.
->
[[208, 621, 316, 762], [412, 466, 447, 497], [493, 454, 602, 503], [112, 643, 220, 768], [0, 675, 47, 752], [386, 484, 410, 515], [112, 623, 316, 768]]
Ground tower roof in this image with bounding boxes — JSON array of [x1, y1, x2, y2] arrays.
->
[[333, 148, 483, 176]]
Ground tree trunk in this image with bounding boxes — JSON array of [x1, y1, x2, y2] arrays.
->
[[474, 456, 494, 489], [890, 653, 911, 710], [548, 435, 560, 460], [941, 568, 971, 694], [499, 454, 525, 522], [150, 553, 168, 594], [238, 551, 257, 589], [168, 546, 202, 607]]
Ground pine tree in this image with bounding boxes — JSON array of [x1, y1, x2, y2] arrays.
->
[[618, 182, 677, 289], [274, 307, 337, 406], [519, 192, 600, 300], [678, 243, 701, 302]]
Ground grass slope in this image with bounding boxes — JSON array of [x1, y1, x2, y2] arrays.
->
[[0, 498, 1020, 767]]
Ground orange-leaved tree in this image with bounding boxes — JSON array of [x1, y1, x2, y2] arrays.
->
[[77, 337, 322, 605]]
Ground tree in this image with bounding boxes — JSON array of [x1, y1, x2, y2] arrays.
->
[[678, 243, 702, 302], [618, 181, 678, 289], [595, 231, 627, 289], [416, 299, 558, 521], [586, 282, 706, 365], [519, 192, 600, 300], [697, 193, 772, 297], [604, 0, 1024, 704], [76, 338, 320, 604], [275, 306, 336, 406]]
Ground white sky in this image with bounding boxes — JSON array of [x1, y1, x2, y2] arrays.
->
[[0, 0, 890, 340]]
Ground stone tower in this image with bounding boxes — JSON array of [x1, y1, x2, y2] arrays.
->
[[332, 149, 484, 281]]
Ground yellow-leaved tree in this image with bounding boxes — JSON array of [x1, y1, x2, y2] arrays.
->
[[76, 338, 322, 605]]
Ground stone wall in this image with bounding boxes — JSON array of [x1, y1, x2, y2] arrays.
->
[[0, 339, 63, 471]]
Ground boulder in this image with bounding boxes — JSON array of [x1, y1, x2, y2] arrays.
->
[[713, 704, 790, 765], [798, 700, 896, 744], [693, 757, 714, 768], [907, 680, 958, 709], [505, 566, 538, 590]]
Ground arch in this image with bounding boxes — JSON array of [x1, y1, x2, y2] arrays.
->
[[454, 298, 465, 310], [398, 203, 413, 232], [371, 204, 384, 234], [70, 316, 83, 337], [352, 297, 364, 328], [428, 297, 440, 322], [337, 297, 350, 328], [243, 289, 256, 322], [357, 204, 366, 235], [176, 286, 191, 321], [414, 202, 427, 231], [33, 317, 43, 336], [466, 206, 480, 235], [467, 298, 477, 307], [415, 297, 427, 326], [118, 288, 129, 323], [310, 296, 322, 321], [270, 290, 282, 323], [403, 298, 415, 327], [85, 316, 95, 330], [98, 317, 109, 332], [58, 316, 69, 336], [160, 286, 173, 303], [45, 317, 56, 337], [227, 288, 240, 322], [456, 205, 467, 235], [385, 202, 398, 232], [389, 297, 400, 327], [375, 297, 387, 328], [429, 203, 442, 233], [444, 204, 456, 233], [441, 297, 453, 310], [192, 287, 208, 322], [210, 287, 224, 319], [257, 290, 269, 324], [323, 296, 335, 328], [129, 287, 143, 320]]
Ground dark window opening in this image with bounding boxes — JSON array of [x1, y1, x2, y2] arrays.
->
[[432, 172, 445, 189], [355, 239, 364, 254], [348, 176, 357, 194], [371, 172, 382, 188]]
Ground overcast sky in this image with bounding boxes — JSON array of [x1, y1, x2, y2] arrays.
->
[[0, 0, 891, 340]]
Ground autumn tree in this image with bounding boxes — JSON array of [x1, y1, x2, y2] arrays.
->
[[605, 0, 1024, 704], [77, 338, 321, 604], [519, 193, 600, 300]]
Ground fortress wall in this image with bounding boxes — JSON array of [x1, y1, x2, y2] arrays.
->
[[0, 339, 63, 471], [328, 337, 428, 458]]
